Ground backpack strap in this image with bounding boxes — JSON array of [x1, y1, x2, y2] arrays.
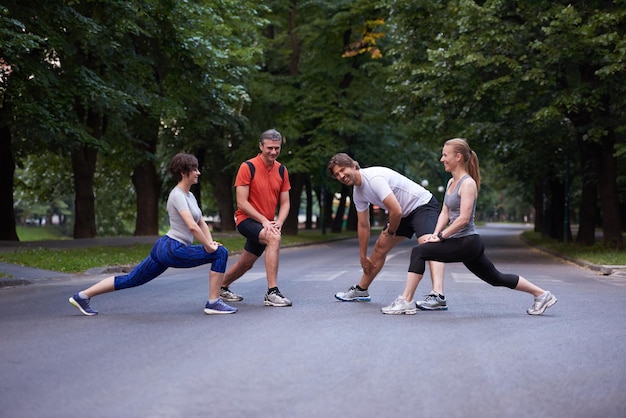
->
[[245, 160, 256, 181], [245, 160, 284, 182]]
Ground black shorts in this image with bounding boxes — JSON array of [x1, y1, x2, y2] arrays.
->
[[395, 197, 440, 239], [236, 218, 266, 257]]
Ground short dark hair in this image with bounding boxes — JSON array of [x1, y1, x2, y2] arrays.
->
[[169, 153, 198, 181]]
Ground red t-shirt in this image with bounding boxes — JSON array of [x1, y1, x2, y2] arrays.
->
[[234, 154, 291, 225]]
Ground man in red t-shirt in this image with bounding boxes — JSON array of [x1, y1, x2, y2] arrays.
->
[[220, 129, 293, 307]]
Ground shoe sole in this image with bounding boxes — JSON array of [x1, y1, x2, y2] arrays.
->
[[381, 309, 417, 315], [264, 301, 292, 307], [335, 295, 371, 302], [221, 297, 243, 302], [204, 308, 237, 314], [527, 297, 558, 315], [69, 297, 97, 316], [416, 304, 448, 311]]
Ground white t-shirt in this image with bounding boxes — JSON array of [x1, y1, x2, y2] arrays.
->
[[166, 186, 202, 245], [353, 167, 433, 216]]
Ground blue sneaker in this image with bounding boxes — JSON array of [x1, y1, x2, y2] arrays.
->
[[204, 298, 238, 314], [69, 293, 98, 316]]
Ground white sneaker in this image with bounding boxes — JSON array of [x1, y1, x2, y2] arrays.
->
[[381, 296, 417, 315], [527, 291, 557, 315]]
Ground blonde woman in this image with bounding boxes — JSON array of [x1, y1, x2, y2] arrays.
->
[[383, 138, 557, 315]]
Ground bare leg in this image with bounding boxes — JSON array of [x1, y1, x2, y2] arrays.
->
[[83, 276, 116, 298], [209, 271, 224, 300], [413, 234, 446, 295], [261, 231, 281, 289], [428, 261, 445, 295], [514, 276, 545, 297], [357, 235, 404, 289], [222, 250, 259, 287], [401, 272, 425, 302]]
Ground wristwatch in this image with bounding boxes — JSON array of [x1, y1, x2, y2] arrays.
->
[[437, 231, 445, 240], [387, 229, 396, 236]]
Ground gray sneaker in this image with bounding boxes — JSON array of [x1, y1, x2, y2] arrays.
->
[[220, 287, 243, 302], [381, 296, 417, 315], [527, 291, 557, 315], [264, 289, 292, 307], [335, 285, 371, 302], [416, 292, 448, 310]]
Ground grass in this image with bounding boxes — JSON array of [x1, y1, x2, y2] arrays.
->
[[521, 230, 626, 266], [17, 225, 70, 241], [0, 229, 357, 274], [3, 226, 624, 275]]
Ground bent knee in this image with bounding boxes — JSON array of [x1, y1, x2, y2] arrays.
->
[[264, 232, 282, 247]]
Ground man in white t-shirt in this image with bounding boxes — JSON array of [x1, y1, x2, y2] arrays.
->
[[327, 153, 446, 313]]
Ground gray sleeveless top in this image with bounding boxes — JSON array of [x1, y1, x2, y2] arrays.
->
[[444, 175, 477, 238]]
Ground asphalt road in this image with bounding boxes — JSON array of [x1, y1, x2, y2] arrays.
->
[[1, 224, 625, 418]]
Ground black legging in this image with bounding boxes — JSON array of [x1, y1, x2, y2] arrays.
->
[[408, 234, 519, 289]]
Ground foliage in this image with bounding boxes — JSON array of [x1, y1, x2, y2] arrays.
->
[[2, 0, 624, 250], [384, 0, 626, 244]]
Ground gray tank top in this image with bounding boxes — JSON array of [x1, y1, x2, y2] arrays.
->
[[444, 175, 477, 238]]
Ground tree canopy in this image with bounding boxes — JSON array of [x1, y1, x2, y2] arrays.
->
[[1, 0, 624, 249]]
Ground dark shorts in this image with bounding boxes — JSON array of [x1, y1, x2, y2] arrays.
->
[[236, 218, 266, 257], [395, 197, 440, 239]]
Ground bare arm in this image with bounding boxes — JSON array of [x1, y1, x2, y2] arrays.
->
[[178, 210, 220, 252], [357, 210, 371, 260], [381, 192, 402, 235], [434, 178, 477, 240], [274, 190, 290, 231]]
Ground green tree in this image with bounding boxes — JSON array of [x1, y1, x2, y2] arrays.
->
[[385, 0, 625, 248]]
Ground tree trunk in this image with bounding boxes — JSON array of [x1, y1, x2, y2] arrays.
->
[[132, 161, 161, 236], [211, 172, 235, 232], [71, 144, 98, 238], [575, 137, 600, 246], [304, 177, 313, 229], [598, 132, 624, 249], [533, 177, 544, 234], [283, 172, 304, 235], [332, 185, 349, 233], [546, 176, 566, 241], [129, 112, 161, 236], [323, 188, 334, 231], [0, 124, 19, 241]]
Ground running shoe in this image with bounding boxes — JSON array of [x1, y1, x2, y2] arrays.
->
[[335, 285, 371, 302], [69, 293, 98, 316], [527, 291, 557, 315], [416, 292, 448, 311], [220, 286, 243, 302], [381, 296, 417, 315], [204, 298, 238, 314], [264, 288, 292, 307]]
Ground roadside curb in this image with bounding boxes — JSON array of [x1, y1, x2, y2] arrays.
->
[[520, 237, 626, 276]]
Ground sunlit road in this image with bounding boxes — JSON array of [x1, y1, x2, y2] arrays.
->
[[1, 224, 625, 418]]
